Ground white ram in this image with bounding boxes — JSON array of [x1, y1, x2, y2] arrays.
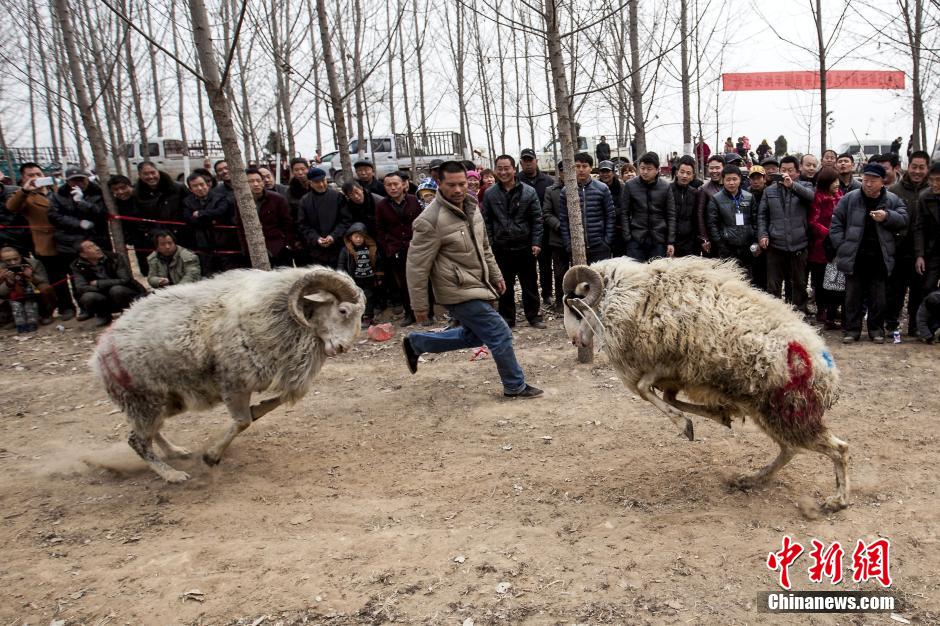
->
[[563, 256, 849, 512], [91, 267, 365, 483]]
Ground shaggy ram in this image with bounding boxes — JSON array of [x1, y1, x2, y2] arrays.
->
[[563, 256, 849, 512], [91, 266, 365, 483]]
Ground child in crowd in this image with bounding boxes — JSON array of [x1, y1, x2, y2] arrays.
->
[[337, 222, 381, 328]]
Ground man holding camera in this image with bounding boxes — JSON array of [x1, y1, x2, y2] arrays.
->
[[0, 246, 56, 331], [5, 162, 75, 320]]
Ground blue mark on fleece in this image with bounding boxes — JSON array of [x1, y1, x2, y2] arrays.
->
[[821, 350, 834, 368]]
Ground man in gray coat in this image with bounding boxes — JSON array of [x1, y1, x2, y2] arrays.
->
[[757, 155, 814, 312], [829, 163, 909, 343]]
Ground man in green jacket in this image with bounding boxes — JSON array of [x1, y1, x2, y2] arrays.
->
[[402, 161, 542, 399], [146, 230, 203, 289]]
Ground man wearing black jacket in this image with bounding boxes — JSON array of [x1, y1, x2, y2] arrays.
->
[[297, 167, 351, 267], [70, 239, 145, 326], [621, 151, 670, 261], [483, 155, 545, 329], [518, 148, 555, 306], [666, 156, 701, 257]]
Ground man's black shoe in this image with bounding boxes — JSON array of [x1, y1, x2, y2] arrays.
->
[[529, 319, 547, 329], [399, 315, 416, 327], [504, 384, 544, 399], [402, 336, 419, 374]]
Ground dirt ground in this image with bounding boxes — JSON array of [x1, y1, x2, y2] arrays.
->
[[0, 309, 938, 625]]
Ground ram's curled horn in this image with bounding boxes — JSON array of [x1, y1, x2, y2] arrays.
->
[[562, 265, 603, 307], [288, 270, 363, 326]]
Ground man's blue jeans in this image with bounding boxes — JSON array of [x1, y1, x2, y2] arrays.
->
[[407, 299, 527, 394]]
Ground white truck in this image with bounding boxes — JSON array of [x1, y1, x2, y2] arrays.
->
[[110, 137, 226, 181], [328, 131, 466, 182], [536, 135, 632, 173]]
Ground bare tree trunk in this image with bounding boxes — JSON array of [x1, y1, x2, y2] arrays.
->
[[335, 0, 355, 146], [523, 9, 536, 152], [33, 0, 59, 161], [496, 0, 507, 154], [52, 0, 126, 256], [197, 78, 207, 152], [170, 0, 188, 149], [270, 0, 295, 159], [473, 7, 496, 164], [443, 0, 467, 156], [907, 0, 926, 150], [59, 23, 87, 167], [316, 0, 353, 178], [397, 0, 417, 174], [144, 1, 164, 137], [413, 0, 427, 141], [680, 0, 692, 154], [628, 0, 646, 156], [27, 13, 38, 159], [188, 0, 270, 270], [512, 5, 522, 151], [230, 0, 255, 163], [386, 0, 397, 142], [80, 0, 123, 174], [122, 0, 149, 150], [544, 0, 590, 362], [352, 0, 366, 151], [305, 0, 323, 158], [814, 0, 827, 152], [544, 50, 557, 165]]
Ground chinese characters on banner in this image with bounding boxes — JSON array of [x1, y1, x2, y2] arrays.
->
[[722, 71, 906, 91], [767, 536, 892, 590]]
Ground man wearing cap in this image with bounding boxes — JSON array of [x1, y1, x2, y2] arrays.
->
[[518, 148, 555, 307], [829, 162, 908, 343], [428, 159, 444, 185], [297, 167, 352, 267], [747, 165, 769, 288], [403, 160, 543, 399], [540, 160, 569, 310], [483, 155, 545, 329], [621, 151, 670, 262], [836, 153, 861, 194], [760, 156, 780, 177], [49, 168, 111, 257], [757, 155, 814, 312], [597, 160, 626, 257], [355, 160, 387, 198]]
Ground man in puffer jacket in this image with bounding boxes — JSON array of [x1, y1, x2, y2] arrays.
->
[[666, 155, 701, 257], [541, 161, 569, 312], [707, 165, 758, 280], [621, 151, 670, 261], [559, 152, 616, 263], [756, 155, 815, 312], [482, 155, 545, 329], [829, 163, 908, 343], [886, 150, 930, 338]]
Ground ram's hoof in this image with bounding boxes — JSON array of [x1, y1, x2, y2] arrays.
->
[[202, 453, 220, 466], [684, 420, 694, 441]]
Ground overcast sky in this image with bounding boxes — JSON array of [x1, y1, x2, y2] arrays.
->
[[3, 0, 936, 163]]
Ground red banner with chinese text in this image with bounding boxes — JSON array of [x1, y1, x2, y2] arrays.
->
[[722, 71, 905, 91]]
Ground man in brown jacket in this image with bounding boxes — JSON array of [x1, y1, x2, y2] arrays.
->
[[5, 162, 75, 319], [402, 161, 542, 398]]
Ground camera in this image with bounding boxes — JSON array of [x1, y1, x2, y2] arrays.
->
[[6, 264, 23, 273]]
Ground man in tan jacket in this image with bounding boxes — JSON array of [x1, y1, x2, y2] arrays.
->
[[6, 162, 75, 319], [402, 161, 542, 398]]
